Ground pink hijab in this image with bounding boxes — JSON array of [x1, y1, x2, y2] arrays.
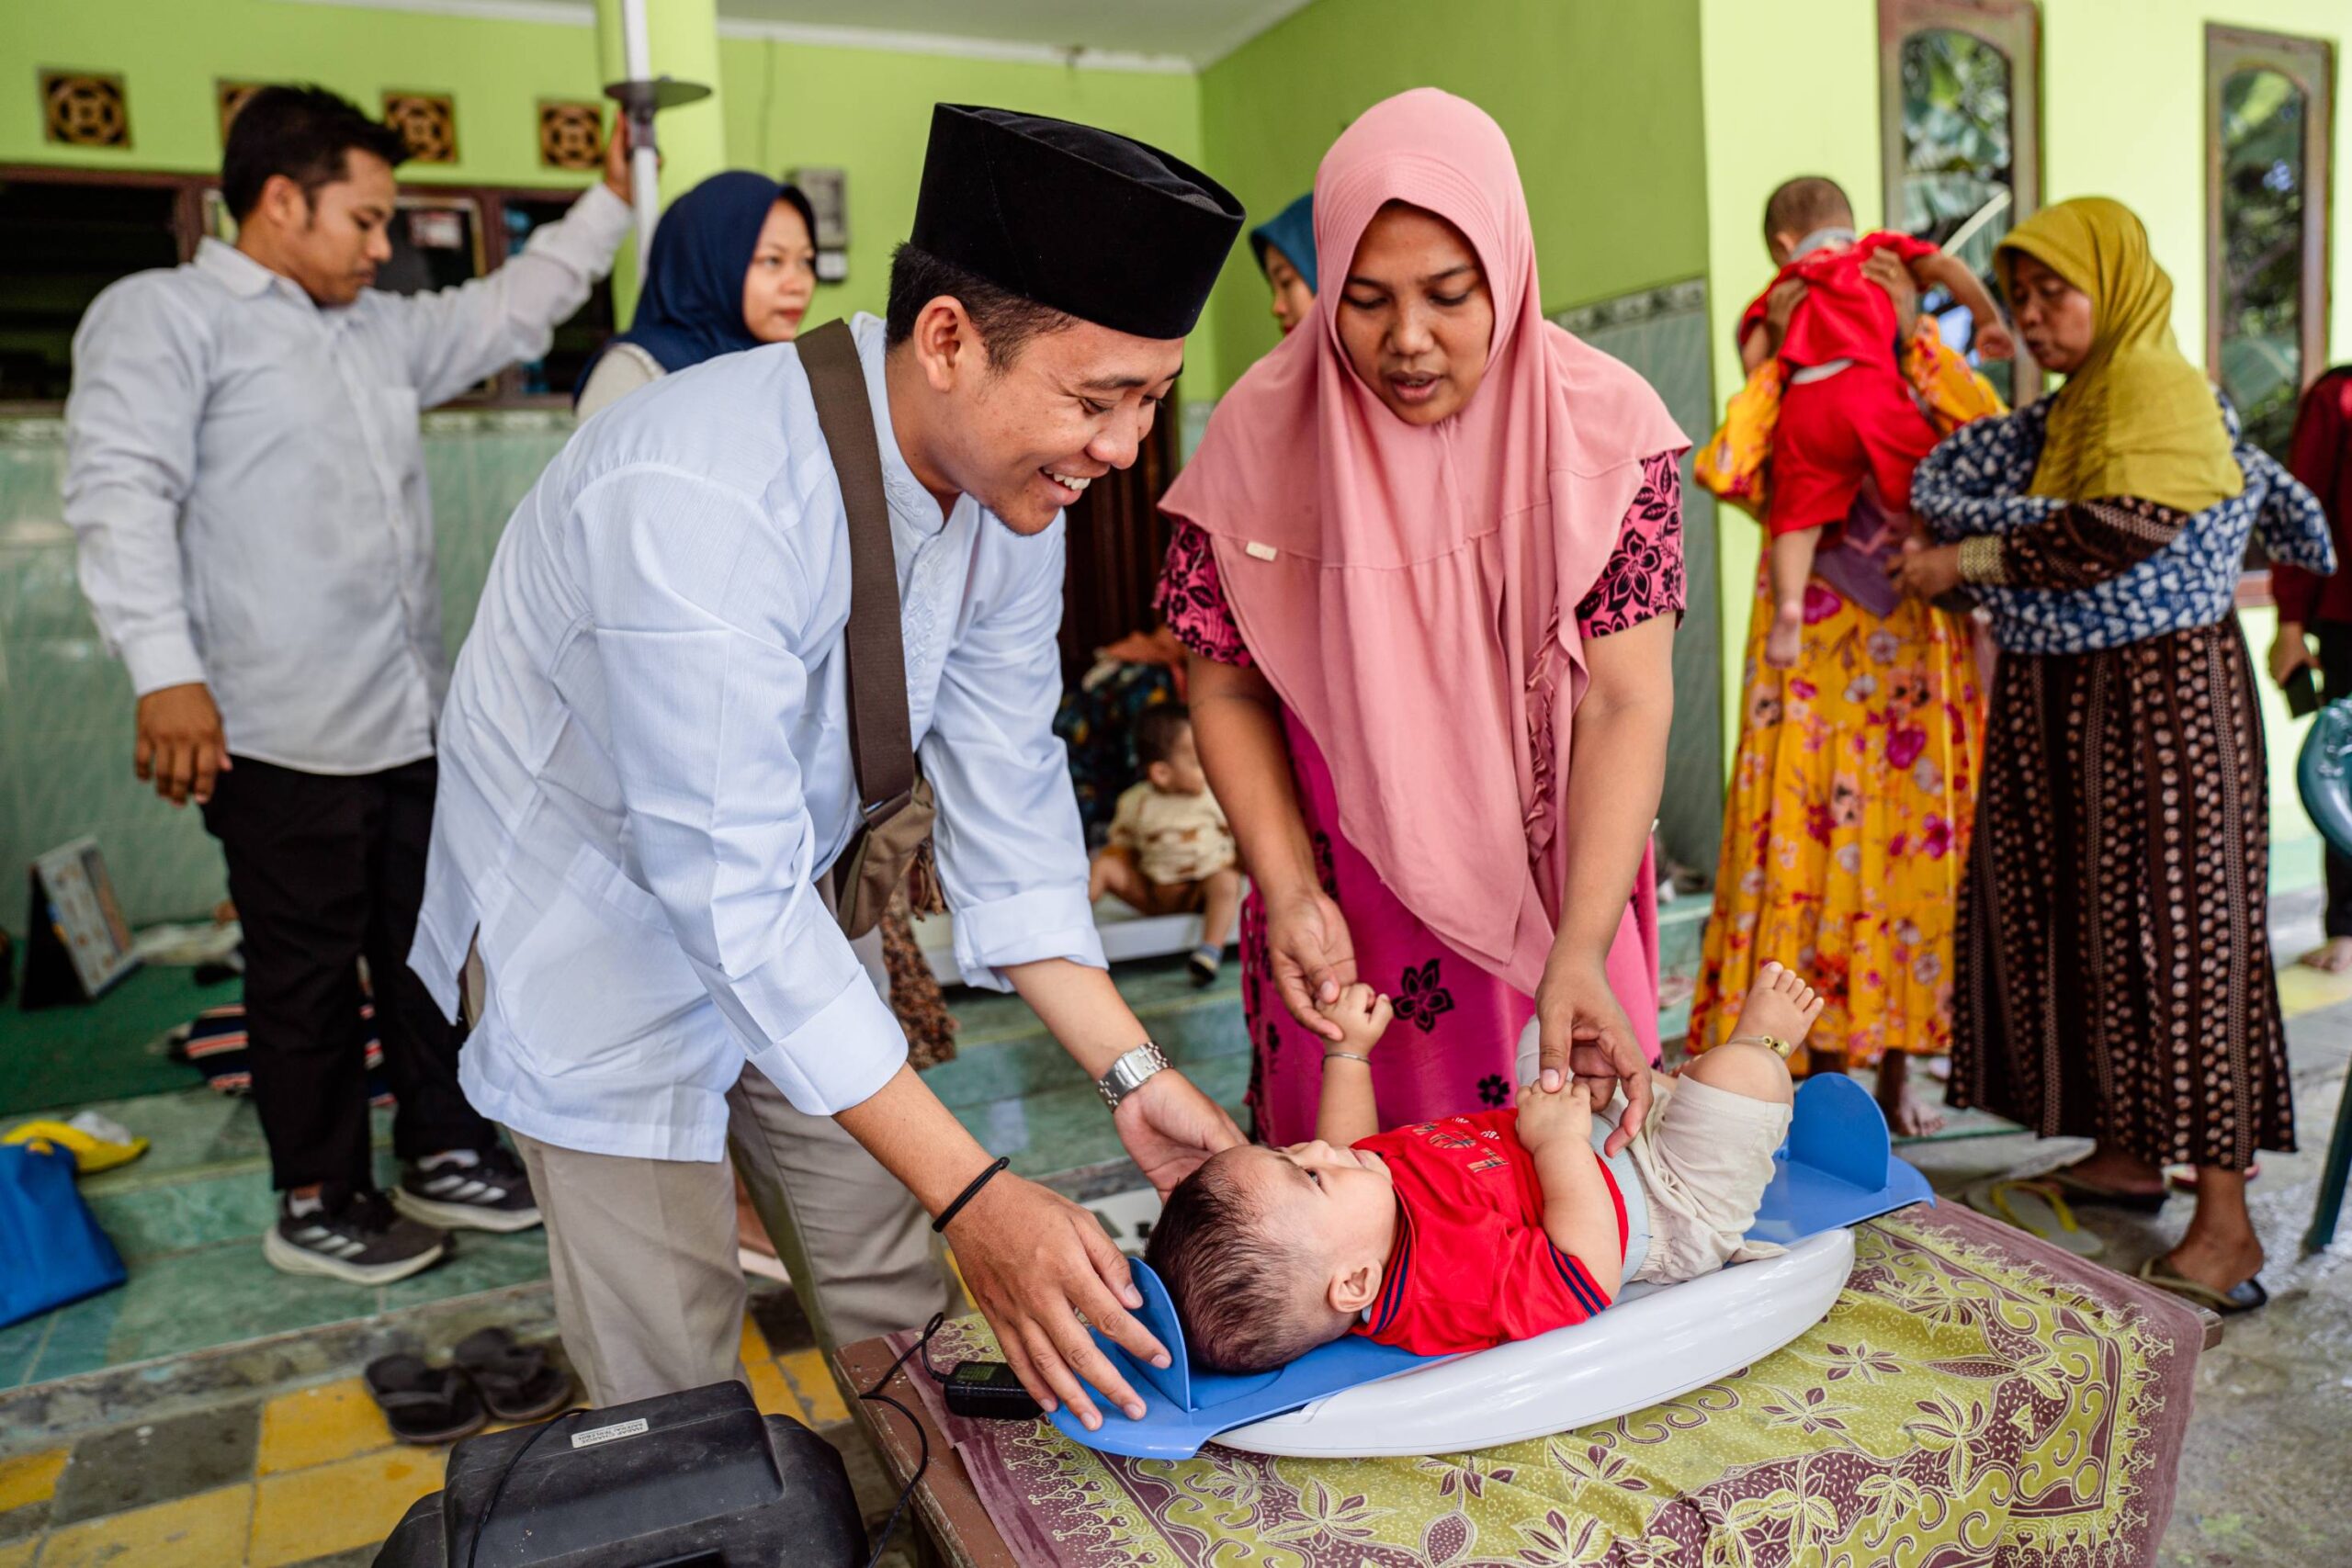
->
[[1160, 89, 1685, 995]]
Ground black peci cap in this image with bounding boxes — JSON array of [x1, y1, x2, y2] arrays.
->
[[910, 105, 1245, 341]]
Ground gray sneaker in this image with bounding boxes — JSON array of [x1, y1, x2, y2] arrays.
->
[[266, 1186, 447, 1284], [393, 1145, 542, 1234]]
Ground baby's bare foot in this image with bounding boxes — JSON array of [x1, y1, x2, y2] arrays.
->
[[1730, 961, 1825, 1053]]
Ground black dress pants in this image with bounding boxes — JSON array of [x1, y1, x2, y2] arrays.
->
[[200, 755, 494, 1190]]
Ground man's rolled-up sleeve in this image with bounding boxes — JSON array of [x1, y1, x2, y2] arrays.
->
[[578, 467, 905, 1115], [923, 520, 1105, 989], [394, 183, 633, 408]]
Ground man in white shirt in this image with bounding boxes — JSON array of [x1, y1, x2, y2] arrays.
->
[[415, 106, 1247, 1429], [64, 85, 635, 1284]]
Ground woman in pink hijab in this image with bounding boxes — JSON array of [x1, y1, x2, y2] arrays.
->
[[1159, 90, 1688, 1148]]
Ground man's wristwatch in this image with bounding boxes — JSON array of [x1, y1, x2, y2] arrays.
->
[[1095, 1042, 1170, 1111]]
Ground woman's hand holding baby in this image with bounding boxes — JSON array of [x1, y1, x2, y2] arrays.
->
[[1532, 953, 1651, 1156], [1267, 889, 1362, 1042]]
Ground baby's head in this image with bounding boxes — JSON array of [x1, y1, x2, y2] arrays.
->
[[1763, 175, 1856, 266], [1145, 1140, 1398, 1373], [1135, 705, 1206, 796]]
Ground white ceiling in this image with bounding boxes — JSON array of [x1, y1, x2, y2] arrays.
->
[[712, 0, 1317, 69]]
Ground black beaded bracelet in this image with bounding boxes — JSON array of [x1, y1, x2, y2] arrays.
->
[[932, 1156, 1012, 1234]]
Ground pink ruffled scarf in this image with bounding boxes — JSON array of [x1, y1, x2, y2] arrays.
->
[[1160, 89, 1685, 995]]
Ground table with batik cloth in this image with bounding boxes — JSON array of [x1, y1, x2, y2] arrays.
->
[[834, 1204, 2211, 1568]]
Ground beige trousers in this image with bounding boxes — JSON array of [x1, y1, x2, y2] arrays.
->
[[512, 1063, 963, 1408], [472, 905, 962, 1409]]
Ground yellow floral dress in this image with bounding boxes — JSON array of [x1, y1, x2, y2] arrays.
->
[[1690, 568, 1984, 1065]]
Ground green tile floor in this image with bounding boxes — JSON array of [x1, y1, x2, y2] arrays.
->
[[1, 966, 238, 1118]]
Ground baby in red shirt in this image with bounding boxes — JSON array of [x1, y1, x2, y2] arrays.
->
[[1147, 965, 1824, 1371], [1740, 176, 2012, 668]]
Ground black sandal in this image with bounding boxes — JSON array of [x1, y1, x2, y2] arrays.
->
[[452, 1326, 572, 1422], [365, 1353, 488, 1445]]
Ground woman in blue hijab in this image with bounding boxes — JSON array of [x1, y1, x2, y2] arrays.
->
[[573, 171, 820, 414], [1249, 191, 1317, 335]]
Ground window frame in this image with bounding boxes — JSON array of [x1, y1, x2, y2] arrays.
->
[[0, 164, 610, 412], [1876, 0, 2045, 403], [2203, 24, 2334, 420]]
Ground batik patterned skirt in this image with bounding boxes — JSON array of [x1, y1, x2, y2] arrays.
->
[[1949, 618, 2294, 1169]]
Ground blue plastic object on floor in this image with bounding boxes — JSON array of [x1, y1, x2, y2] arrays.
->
[[1049, 1073, 1930, 1459], [0, 1140, 127, 1328]]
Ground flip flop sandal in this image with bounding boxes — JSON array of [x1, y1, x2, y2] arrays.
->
[[1963, 1179, 2105, 1257], [451, 1326, 572, 1423], [2037, 1166, 2171, 1213], [365, 1353, 488, 1445], [2, 1116, 150, 1175], [2165, 1162, 2261, 1192], [2137, 1255, 2270, 1315]]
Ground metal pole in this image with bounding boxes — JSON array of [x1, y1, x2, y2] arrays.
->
[[619, 0, 661, 273]]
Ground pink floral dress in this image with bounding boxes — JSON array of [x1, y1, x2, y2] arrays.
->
[[1159, 454, 1687, 1144]]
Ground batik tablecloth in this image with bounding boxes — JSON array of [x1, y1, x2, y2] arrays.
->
[[899, 1204, 2200, 1568]]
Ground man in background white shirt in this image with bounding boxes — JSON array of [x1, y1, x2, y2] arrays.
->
[[63, 85, 634, 1284]]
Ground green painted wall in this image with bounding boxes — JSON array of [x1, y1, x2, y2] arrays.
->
[[714, 34, 1217, 398], [1694, 0, 1882, 770], [0, 0, 608, 187], [1692, 0, 2352, 890], [1193, 0, 1711, 396], [1, 2, 1219, 384], [2039, 0, 2352, 373]]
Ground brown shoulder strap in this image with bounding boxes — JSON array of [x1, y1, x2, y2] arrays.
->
[[799, 319, 915, 818]]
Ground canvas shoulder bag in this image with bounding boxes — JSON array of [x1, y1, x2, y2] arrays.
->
[[798, 319, 944, 940]]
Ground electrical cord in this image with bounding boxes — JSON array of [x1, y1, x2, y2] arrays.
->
[[857, 1312, 949, 1568], [463, 1405, 589, 1568]]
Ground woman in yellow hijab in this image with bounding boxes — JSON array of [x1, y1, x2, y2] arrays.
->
[[2005, 197, 2244, 513], [1898, 197, 2335, 1317]]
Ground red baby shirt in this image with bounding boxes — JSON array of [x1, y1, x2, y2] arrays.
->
[[1352, 1109, 1626, 1357], [1740, 230, 1940, 371]]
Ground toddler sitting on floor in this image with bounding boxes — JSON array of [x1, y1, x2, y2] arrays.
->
[[1147, 964, 1824, 1371], [1089, 705, 1241, 985]]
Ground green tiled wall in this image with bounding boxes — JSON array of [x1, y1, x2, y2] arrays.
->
[[1552, 280, 1723, 876], [0, 412, 573, 938]]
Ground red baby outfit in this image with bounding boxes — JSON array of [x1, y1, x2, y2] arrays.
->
[[1353, 1109, 1625, 1357], [1741, 231, 1944, 535]]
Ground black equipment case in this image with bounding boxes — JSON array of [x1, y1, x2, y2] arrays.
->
[[374, 1379, 865, 1566]]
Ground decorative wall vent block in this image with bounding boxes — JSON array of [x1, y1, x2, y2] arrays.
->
[[537, 99, 604, 171], [40, 70, 130, 149], [381, 91, 458, 164], [217, 80, 266, 142]]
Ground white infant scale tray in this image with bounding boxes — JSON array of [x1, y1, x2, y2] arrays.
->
[[1048, 1073, 1930, 1460]]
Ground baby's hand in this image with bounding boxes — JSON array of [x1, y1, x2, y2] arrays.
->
[[1318, 982, 1393, 1052], [1975, 320, 2017, 362], [1514, 1077, 1593, 1155]]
